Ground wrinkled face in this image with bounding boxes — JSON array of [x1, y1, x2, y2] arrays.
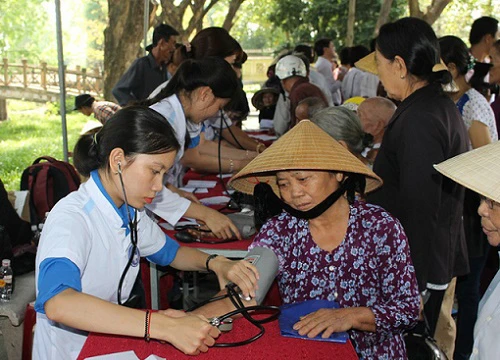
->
[[276, 170, 340, 211], [489, 46, 500, 85], [118, 152, 176, 209], [262, 93, 276, 107], [375, 49, 403, 101], [478, 197, 500, 247], [158, 36, 178, 63]]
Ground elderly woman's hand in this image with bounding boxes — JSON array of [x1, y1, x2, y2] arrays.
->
[[209, 256, 260, 300], [293, 306, 376, 338]]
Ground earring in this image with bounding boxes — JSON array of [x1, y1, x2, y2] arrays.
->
[[400, 74, 405, 79]]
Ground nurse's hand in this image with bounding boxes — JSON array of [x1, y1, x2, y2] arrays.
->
[[200, 208, 241, 240], [166, 184, 201, 204], [153, 309, 220, 355], [209, 256, 259, 299]]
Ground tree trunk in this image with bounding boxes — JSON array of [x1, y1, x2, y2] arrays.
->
[[346, 0, 356, 46], [103, 0, 148, 101], [408, 0, 453, 25], [374, 0, 394, 37], [160, 0, 191, 40], [222, 0, 246, 31]]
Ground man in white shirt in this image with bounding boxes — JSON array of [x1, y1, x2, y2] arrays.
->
[[313, 38, 342, 105]]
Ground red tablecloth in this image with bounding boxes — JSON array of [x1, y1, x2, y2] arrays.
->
[[78, 316, 358, 360]]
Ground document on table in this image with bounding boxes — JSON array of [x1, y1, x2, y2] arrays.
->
[[200, 196, 231, 206], [260, 119, 273, 129], [179, 187, 209, 193], [185, 180, 218, 188], [85, 351, 166, 360], [249, 133, 277, 141]]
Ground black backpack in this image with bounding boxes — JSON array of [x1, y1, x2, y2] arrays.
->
[[20, 156, 81, 228]]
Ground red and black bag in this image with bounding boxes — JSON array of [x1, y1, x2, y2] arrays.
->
[[20, 156, 80, 228]]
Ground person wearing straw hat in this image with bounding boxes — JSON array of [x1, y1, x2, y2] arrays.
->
[[356, 17, 470, 342], [229, 120, 420, 359], [251, 87, 279, 124], [434, 141, 500, 360]]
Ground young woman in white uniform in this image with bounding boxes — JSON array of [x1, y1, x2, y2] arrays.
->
[[33, 106, 259, 359], [146, 57, 243, 239]]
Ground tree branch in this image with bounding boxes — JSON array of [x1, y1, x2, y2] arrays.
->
[[374, 0, 394, 36], [222, 0, 246, 31]]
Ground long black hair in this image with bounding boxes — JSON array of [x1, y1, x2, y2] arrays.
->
[[377, 17, 452, 85], [439, 35, 495, 95], [173, 27, 243, 67], [146, 57, 239, 106], [73, 106, 180, 177]]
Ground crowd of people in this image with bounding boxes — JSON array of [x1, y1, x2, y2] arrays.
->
[[29, 13, 500, 360]]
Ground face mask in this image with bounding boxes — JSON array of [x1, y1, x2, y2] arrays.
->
[[253, 174, 365, 228]]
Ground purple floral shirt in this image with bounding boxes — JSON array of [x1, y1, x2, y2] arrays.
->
[[251, 200, 420, 360]]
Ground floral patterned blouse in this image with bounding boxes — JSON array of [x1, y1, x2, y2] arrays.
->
[[250, 200, 420, 359]]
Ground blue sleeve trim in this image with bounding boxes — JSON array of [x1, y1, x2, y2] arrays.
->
[[187, 135, 200, 149], [146, 235, 180, 266], [201, 124, 206, 132], [35, 258, 82, 314]]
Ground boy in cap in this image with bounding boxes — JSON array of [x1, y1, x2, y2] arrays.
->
[[112, 23, 179, 106], [74, 94, 120, 124], [274, 54, 327, 133]]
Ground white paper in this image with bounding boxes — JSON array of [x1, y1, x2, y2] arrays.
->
[[13, 191, 29, 218], [179, 187, 209, 193], [200, 196, 231, 205], [260, 119, 274, 129], [145, 355, 166, 360], [85, 350, 139, 360], [185, 180, 218, 188], [159, 222, 174, 230], [249, 134, 277, 141]]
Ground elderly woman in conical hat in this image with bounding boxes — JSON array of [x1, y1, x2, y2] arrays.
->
[[229, 120, 420, 359], [435, 142, 500, 360]]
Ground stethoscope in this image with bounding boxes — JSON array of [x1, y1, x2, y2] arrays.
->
[[116, 162, 139, 306]]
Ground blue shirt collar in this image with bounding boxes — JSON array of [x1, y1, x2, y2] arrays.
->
[[90, 170, 135, 233]]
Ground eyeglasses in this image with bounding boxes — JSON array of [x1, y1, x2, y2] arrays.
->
[[480, 196, 498, 210]]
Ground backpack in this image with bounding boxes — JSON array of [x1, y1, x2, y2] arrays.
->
[[20, 156, 81, 228]]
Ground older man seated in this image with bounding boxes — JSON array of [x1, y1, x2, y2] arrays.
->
[[357, 97, 396, 164]]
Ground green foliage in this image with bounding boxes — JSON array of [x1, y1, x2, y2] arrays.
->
[[432, 0, 500, 43], [44, 96, 77, 116], [84, 0, 107, 69], [0, 101, 88, 191], [0, 0, 54, 63], [266, 0, 407, 47]]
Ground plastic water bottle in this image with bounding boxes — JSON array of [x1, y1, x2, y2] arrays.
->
[[0, 259, 13, 302]]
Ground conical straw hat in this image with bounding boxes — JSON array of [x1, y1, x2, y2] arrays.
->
[[434, 141, 500, 203], [229, 120, 383, 196]]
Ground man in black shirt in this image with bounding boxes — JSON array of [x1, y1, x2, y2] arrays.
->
[[112, 23, 179, 106]]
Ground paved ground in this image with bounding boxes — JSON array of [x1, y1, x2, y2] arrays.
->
[[0, 316, 23, 360]]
